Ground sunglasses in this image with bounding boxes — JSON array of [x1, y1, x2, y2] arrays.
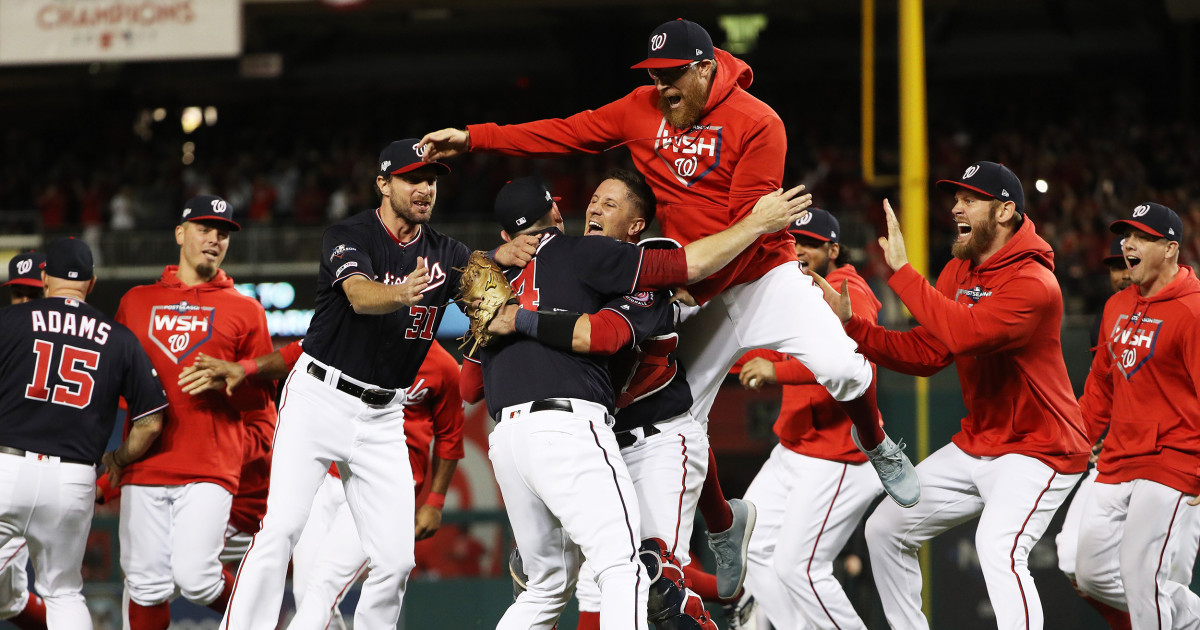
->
[[647, 61, 699, 84]]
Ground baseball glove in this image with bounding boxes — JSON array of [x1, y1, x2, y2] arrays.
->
[[457, 251, 517, 354]]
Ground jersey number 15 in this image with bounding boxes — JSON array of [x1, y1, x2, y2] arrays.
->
[[25, 340, 100, 409]]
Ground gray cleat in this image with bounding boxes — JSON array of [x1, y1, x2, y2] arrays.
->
[[852, 426, 921, 507], [723, 591, 758, 630], [707, 498, 757, 599]]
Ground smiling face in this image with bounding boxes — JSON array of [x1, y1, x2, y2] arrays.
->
[[1121, 228, 1177, 290], [175, 220, 230, 281], [378, 165, 439, 226], [949, 190, 1004, 261], [585, 178, 646, 243], [653, 59, 714, 130], [794, 235, 839, 277]]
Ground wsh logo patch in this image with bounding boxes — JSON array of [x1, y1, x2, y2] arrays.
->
[[148, 302, 215, 364], [654, 120, 723, 187], [1107, 312, 1162, 379]]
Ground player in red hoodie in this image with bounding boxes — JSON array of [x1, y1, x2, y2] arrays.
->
[[419, 18, 918, 591], [734, 209, 884, 629], [813, 162, 1090, 630], [1074, 203, 1200, 629], [114, 196, 276, 629]]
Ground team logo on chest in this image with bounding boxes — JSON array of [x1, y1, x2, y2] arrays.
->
[[1107, 312, 1162, 379], [653, 120, 723, 186], [956, 285, 992, 304], [149, 301, 215, 363], [381, 261, 447, 294]]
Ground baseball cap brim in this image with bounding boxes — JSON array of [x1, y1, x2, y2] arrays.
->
[[631, 57, 697, 69], [935, 179, 997, 199], [1109, 219, 1165, 238], [1102, 254, 1126, 265], [2, 277, 42, 288], [788, 229, 834, 243], [387, 161, 451, 176], [187, 216, 243, 231]]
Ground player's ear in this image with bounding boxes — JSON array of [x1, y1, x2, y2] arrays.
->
[[829, 242, 841, 262], [628, 217, 645, 238], [175, 223, 186, 246], [500, 230, 512, 243], [86, 276, 97, 296], [376, 175, 389, 198]]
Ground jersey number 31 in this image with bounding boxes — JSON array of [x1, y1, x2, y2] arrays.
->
[[25, 340, 100, 409]]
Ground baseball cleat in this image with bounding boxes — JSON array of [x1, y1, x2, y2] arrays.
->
[[852, 426, 921, 507], [707, 498, 757, 599], [723, 590, 758, 630]]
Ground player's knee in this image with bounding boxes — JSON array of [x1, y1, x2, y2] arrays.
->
[[818, 356, 873, 401], [127, 578, 174, 607], [0, 590, 28, 617], [864, 508, 902, 551], [176, 567, 225, 605]]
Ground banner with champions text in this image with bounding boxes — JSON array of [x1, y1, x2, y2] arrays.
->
[[0, 0, 240, 65]]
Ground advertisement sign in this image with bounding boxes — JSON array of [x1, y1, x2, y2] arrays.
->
[[0, 0, 241, 65]]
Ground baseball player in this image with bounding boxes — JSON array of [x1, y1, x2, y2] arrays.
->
[[1053, 235, 1130, 629], [115, 195, 276, 629], [222, 140, 532, 630], [811, 161, 1090, 629], [1074, 203, 1200, 629], [0, 237, 167, 628], [180, 338, 466, 630], [475, 170, 739, 630], [734, 208, 885, 630], [0, 250, 49, 629], [472, 175, 807, 630], [419, 19, 920, 539]]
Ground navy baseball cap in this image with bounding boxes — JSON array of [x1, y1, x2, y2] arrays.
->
[[379, 139, 450, 178], [44, 237, 94, 282], [181, 194, 241, 231], [631, 19, 714, 69], [787, 208, 840, 243], [495, 177, 556, 236], [1102, 236, 1126, 265], [936, 161, 1025, 217], [1110, 202, 1182, 243], [3, 250, 45, 288]]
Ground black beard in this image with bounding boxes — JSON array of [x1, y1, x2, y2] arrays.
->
[[390, 196, 431, 225], [195, 262, 218, 280]]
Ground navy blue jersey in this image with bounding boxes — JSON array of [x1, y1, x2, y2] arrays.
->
[[0, 297, 168, 463], [303, 208, 471, 389], [605, 292, 692, 432], [479, 228, 649, 416]]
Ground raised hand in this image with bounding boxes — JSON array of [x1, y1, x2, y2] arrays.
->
[[747, 184, 812, 235], [878, 199, 910, 271], [399, 256, 431, 306], [494, 234, 540, 268], [417, 128, 469, 161], [806, 268, 853, 324]]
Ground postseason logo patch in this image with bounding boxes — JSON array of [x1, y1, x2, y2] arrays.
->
[[148, 301, 215, 364], [622, 291, 656, 308]]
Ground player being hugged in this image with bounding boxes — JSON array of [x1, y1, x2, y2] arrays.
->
[[221, 140, 529, 630], [0, 238, 167, 628], [115, 196, 276, 629], [1074, 203, 1200, 629]]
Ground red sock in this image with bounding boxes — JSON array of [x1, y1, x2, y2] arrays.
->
[[697, 449, 733, 532], [1082, 595, 1132, 630], [577, 610, 600, 630], [9, 593, 46, 630], [682, 561, 739, 605], [128, 600, 171, 630], [837, 380, 886, 449], [206, 568, 236, 614]]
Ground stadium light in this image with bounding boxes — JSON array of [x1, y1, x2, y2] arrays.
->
[[1035, 179, 1048, 193], [181, 107, 202, 134]]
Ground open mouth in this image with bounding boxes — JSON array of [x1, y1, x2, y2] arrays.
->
[[956, 222, 972, 241], [1125, 255, 1142, 268], [586, 220, 604, 235], [667, 94, 683, 109]]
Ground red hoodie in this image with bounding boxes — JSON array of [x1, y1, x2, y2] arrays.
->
[[116, 266, 276, 494], [734, 264, 881, 462], [844, 219, 1090, 473], [1078, 265, 1200, 495], [467, 48, 792, 304]]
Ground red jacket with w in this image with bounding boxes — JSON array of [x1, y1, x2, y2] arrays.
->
[[844, 219, 1090, 473], [1079, 266, 1200, 494], [467, 48, 792, 304]]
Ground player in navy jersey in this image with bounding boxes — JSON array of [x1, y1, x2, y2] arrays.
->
[[222, 139, 540, 630], [5, 250, 45, 304], [0, 238, 166, 628], [473, 175, 808, 630]]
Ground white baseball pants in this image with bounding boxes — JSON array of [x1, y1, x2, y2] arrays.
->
[[575, 413, 709, 612], [744, 445, 883, 630], [0, 537, 31, 618], [1075, 478, 1200, 629], [289, 473, 368, 630], [865, 443, 1078, 630], [489, 398, 649, 630], [223, 354, 414, 630], [1055, 468, 1096, 582], [0, 452, 95, 628], [677, 262, 872, 426], [120, 482, 233, 607], [221, 525, 255, 566]]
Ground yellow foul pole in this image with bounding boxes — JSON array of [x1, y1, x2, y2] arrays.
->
[[898, 0, 932, 620]]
